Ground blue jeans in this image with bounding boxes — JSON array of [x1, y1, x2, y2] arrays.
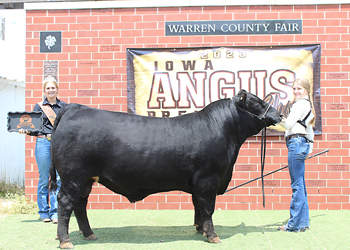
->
[[35, 137, 61, 220], [285, 136, 310, 231]]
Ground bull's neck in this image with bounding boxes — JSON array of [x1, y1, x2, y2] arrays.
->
[[230, 105, 266, 146]]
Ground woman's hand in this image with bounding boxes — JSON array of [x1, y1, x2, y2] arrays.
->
[[18, 129, 30, 134]]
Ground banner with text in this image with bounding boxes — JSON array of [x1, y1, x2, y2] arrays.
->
[[127, 45, 321, 134]]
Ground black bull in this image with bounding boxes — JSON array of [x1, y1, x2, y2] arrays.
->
[[50, 90, 282, 249]]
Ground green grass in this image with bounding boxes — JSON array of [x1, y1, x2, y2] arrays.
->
[[0, 209, 349, 250]]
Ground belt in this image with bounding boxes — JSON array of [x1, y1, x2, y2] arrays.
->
[[37, 134, 52, 141], [285, 134, 313, 143]]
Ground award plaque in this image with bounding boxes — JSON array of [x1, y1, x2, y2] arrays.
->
[[7, 112, 43, 133]]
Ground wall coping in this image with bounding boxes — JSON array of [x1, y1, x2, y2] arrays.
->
[[24, 0, 350, 10]]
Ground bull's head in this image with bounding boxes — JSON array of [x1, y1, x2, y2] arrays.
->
[[233, 89, 283, 127]]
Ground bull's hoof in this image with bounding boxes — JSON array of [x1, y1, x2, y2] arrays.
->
[[85, 234, 97, 241], [59, 241, 74, 249], [207, 236, 222, 243]]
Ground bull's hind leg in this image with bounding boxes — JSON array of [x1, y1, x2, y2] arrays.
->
[[57, 179, 94, 249], [74, 178, 97, 241], [57, 187, 78, 249], [74, 196, 97, 240]]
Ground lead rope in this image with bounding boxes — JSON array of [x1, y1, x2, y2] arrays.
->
[[260, 104, 270, 208], [261, 124, 267, 208], [232, 100, 270, 207]]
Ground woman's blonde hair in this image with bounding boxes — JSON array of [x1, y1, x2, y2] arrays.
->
[[293, 78, 316, 126]]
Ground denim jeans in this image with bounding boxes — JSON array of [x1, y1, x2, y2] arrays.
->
[[35, 137, 61, 220], [285, 136, 310, 231]]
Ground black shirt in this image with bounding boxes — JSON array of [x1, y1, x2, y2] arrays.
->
[[29, 98, 67, 136]]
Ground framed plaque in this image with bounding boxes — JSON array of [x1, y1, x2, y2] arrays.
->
[[40, 31, 62, 53], [7, 112, 43, 133]]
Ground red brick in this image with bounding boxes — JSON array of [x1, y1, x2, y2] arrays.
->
[[303, 27, 324, 34], [70, 67, 92, 75], [91, 22, 113, 30], [143, 195, 166, 203], [327, 196, 349, 203], [69, 23, 91, 30], [181, 203, 194, 210], [256, 13, 279, 19], [91, 37, 113, 45], [249, 36, 272, 43], [92, 52, 114, 60], [326, 57, 349, 64], [55, 16, 76, 24], [227, 203, 249, 210], [158, 203, 180, 210], [327, 180, 349, 187], [121, 15, 142, 23], [113, 203, 135, 210], [99, 194, 120, 202], [166, 195, 192, 203], [136, 203, 158, 210], [47, 24, 69, 31], [99, 15, 120, 23], [69, 53, 92, 60], [92, 67, 113, 75], [233, 13, 256, 20], [100, 60, 121, 67], [92, 97, 113, 104], [69, 38, 91, 45]]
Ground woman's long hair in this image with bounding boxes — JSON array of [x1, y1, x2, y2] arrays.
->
[[293, 78, 316, 126]]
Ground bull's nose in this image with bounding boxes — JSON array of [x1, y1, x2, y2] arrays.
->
[[278, 114, 283, 122]]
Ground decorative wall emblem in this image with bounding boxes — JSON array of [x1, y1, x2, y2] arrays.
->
[[45, 35, 56, 50], [40, 31, 61, 53]]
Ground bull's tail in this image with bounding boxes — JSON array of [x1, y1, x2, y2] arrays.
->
[[49, 162, 57, 193], [50, 104, 72, 193], [49, 104, 73, 193]]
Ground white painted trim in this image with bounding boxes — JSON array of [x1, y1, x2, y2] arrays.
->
[[24, 0, 350, 10]]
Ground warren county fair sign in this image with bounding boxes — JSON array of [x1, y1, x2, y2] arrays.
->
[[165, 20, 302, 36]]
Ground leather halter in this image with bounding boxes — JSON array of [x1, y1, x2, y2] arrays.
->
[[232, 101, 271, 124], [232, 100, 271, 207]]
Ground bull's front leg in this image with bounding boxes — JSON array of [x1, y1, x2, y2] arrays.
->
[[193, 188, 221, 243], [201, 203, 221, 243], [192, 194, 203, 234]]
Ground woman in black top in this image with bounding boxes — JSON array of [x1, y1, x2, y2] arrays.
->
[[20, 76, 67, 223]]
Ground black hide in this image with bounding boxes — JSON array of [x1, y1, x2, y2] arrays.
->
[[50, 89, 282, 248]]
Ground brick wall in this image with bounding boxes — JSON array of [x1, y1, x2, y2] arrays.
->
[[25, 4, 350, 210]]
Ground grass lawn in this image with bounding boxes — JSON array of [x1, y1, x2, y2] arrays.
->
[[0, 209, 349, 249]]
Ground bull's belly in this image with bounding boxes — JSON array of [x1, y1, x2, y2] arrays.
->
[[98, 175, 192, 203]]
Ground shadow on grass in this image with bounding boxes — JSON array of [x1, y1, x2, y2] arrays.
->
[[66, 221, 286, 247]]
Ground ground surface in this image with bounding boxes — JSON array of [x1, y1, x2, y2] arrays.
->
[[0, 209, 349, 249]]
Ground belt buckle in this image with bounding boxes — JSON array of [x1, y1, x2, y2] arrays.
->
[[47, 134, 51, 141]]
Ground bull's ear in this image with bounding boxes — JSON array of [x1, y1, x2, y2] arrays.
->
[[237, 89, 247, 105]]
